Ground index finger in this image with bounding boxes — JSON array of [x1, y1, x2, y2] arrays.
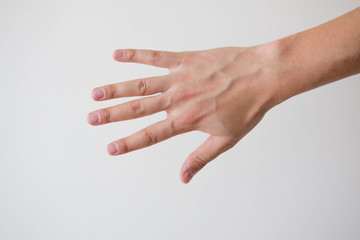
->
[[113, 49, 181, 69]]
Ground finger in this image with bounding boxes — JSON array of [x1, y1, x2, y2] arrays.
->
[[113, 49, 181, 69], [106, 119, 176, 155], [87, 94, 169, 126], [180, 135, 235, 184], [91, 75, 172, 101]]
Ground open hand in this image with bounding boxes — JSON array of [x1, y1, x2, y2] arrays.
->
[[87, 45, 279, 183]]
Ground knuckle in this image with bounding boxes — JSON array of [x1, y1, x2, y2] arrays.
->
[[171, 117, 183, 132], [169, 118, 177, 135], [137, 79, 148, 95], [107, 84, 116, 98], [180, 114, 196, 126], [172, 90, 195, 103], [159, 93, 171, 109], [143, 127, 158, 145], [189, 153, 208, 169], [127, 49, 137, 61], [173, 113, 197, 132], [101, 108, 112, 123], [151, 50, 162, 63], [118, 138, 129, 153], [130, 100, 144, 117]]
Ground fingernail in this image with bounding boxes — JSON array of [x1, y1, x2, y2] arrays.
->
[[92, 88, 105, 100], [114, 50, 124, 60], [88, 112, 100, 124], [185, 170, 196, 182], [108, 143, 119, 155]]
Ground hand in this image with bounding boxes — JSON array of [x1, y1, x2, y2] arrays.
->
[[87, 45, 279, 183]]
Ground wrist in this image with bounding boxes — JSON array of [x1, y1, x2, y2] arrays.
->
[[254, 33, 311, 108], [251, 38, 294, 109]]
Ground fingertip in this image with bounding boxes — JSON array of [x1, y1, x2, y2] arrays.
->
[[181, 169, 196, 184], [91, 88, 105, 101], [107, 142, 119, 155], [180, 173, 189, 184], [87, 112, 100, 125], [113, 49, 124, 61]]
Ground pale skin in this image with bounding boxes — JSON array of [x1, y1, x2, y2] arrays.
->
[[87, 7, 360, 184]]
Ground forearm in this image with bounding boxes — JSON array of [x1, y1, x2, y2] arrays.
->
[[270, 7, 360, 104]]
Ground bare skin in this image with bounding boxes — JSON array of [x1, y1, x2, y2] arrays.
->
[[87, 7, 360, 184]]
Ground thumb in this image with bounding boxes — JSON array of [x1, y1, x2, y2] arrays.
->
[[180, 135, 235, 184]]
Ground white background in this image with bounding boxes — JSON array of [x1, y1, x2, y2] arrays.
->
[[1, 0, 359, 239]]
